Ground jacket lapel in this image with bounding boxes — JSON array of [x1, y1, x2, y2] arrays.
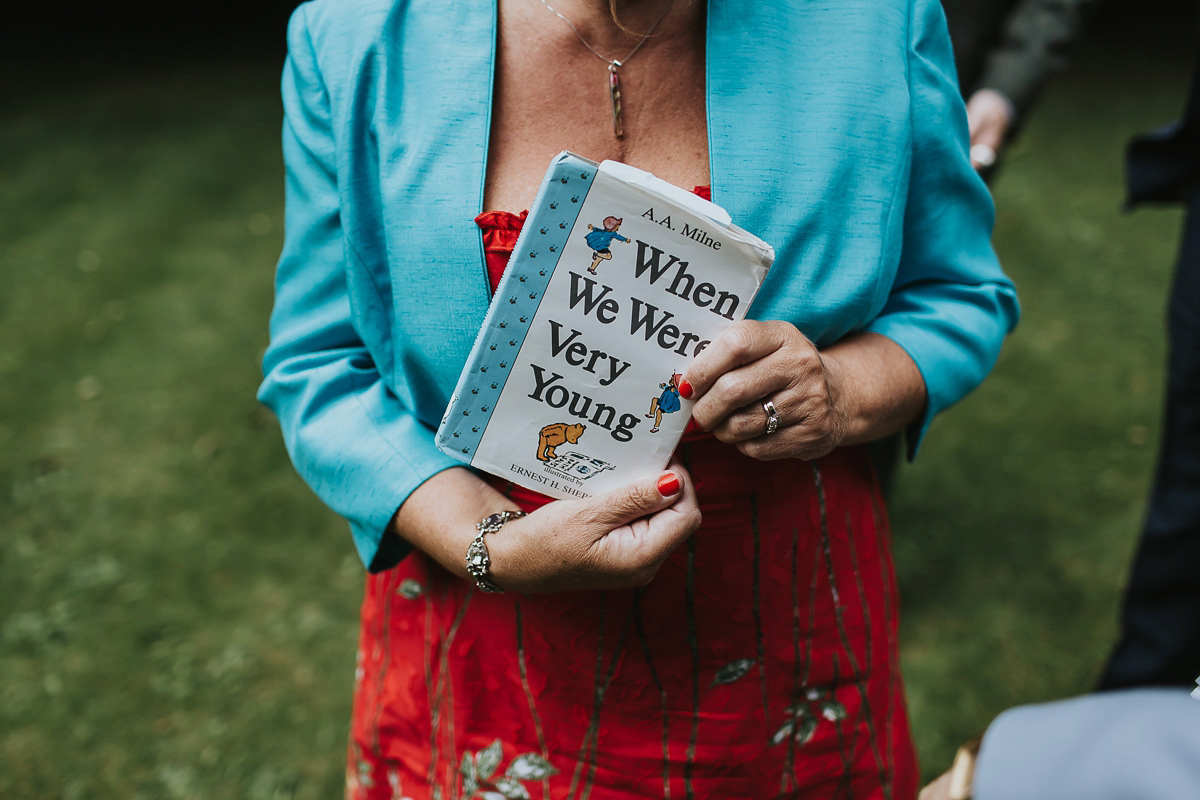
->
[[377, 0, 498, 387]]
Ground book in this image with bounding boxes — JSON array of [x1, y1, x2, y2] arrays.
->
[[436, 152, 774, 501]]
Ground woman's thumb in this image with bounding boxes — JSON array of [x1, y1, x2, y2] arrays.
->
[[586, 471, 683, 528]]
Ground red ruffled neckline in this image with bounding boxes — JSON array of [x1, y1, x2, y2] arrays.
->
[[475, 186, 711, 294], [475, 185, 711, 231]]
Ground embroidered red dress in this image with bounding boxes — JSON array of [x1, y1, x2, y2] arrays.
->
[[347, 196, 918, 800]]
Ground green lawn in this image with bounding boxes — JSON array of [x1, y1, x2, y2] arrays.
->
[[893, 41, 1188, 770], [0, 40, 1190, 797]]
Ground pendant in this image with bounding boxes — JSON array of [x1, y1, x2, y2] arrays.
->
[[608, 61, 624, 138]]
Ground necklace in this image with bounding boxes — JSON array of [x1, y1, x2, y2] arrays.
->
[[538, 0, 678, 138]]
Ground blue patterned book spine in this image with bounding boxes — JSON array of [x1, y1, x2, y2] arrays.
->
[[437, 152, 599, 462]]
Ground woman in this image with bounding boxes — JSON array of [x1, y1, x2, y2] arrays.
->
[[259, 0, 1019, 798]]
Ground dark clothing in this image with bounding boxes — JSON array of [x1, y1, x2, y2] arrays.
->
[[1123, 43, 1200, 208], [941, 0, 1097, 116], [1099, 43, 1200, 691]]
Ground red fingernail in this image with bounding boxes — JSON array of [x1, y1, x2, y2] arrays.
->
[[657, 473, 681, 496], [678, 379, 693, 399]]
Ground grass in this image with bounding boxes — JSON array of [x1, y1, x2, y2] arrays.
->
[[1, 60, 357, 799], [892, 39, 1189, 771], [0, 36, 1191, 798]]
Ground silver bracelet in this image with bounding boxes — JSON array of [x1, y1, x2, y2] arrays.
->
[[465, 510, 526, 593]]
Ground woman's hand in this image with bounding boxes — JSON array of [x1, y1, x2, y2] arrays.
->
[[682, 322, 926, 462], [489, 461, 702, 593], [391, 462, 702, 594], [965, 88, 1014, 172], [683, 320, 847, 461]]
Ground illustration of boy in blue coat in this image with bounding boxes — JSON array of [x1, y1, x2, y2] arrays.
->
[[584, 216, 630, 274], [646, 372, 683, 433]]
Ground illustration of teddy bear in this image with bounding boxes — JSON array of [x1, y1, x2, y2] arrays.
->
[[537, 422, 585, 461]]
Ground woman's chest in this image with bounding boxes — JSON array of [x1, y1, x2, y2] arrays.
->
[[483, 15, 710, 213]]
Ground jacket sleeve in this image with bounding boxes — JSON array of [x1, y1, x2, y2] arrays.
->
[[978, 0, 1097, 120], [973, 689, 1200, 800], [865, 0, 1020, 455], [258, 4, 461, 571]]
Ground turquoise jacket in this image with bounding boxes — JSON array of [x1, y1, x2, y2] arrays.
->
[[259, 0, 1020, 570]]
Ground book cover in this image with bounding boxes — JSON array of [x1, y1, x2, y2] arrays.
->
[[437, 152, 774, 500]]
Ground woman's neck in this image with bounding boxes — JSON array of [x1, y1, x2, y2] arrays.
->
[[538, 0, 701, 53]]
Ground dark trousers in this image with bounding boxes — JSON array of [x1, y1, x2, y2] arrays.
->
[[1099, 181, 1200, 690]]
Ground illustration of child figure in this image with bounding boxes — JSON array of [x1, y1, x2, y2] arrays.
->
[[645, 372, 683, 433], [584, 216, 630, 275]]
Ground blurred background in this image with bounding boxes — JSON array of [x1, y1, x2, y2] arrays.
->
[[1, 0, 1195, 796]]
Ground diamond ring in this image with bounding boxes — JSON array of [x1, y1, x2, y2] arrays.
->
[[762, 400, 781, 436]]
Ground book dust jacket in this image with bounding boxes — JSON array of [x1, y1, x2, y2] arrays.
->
[[437, 152, 774, 501]]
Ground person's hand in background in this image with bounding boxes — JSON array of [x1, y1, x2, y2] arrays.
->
[[965, 88, 1015, 172], [918, 770, 955, 800]]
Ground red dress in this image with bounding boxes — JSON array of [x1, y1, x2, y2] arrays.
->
[[346, 196, 918, 800]]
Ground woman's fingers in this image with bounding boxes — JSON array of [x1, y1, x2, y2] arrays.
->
[[682, 320, 790, 398], [691, 361, 786, 432], [709, 396, 788, 443], [632, 461, 702, 553], [707, 364, 831, 443], [734, 405, 842, 461], [582, 468, 687, 532], [680, 319, 848, 462], [493, 464, 701, 592], [590, 461, 703, 583], [692, 355, 794, 435], [687, 321, 823, 433], [724, 363, 844, 461]]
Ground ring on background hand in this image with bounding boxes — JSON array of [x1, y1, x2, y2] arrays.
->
[[762, 400, 781, 436], [969, 143, 997, 168]]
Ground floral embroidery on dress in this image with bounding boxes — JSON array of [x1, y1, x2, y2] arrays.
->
[[711, 657, 757, 686], [771, 687, 849, 747], [398, 579, 424, 599], [348, 756, 375, 793], [458, 740, 558, 800], [388, 767, 414, 800]]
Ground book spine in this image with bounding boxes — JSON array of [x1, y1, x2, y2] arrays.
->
[[436, 153, 599, 463]]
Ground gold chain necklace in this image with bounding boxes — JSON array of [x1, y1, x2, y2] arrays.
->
[[537, 0, 678, 138]]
